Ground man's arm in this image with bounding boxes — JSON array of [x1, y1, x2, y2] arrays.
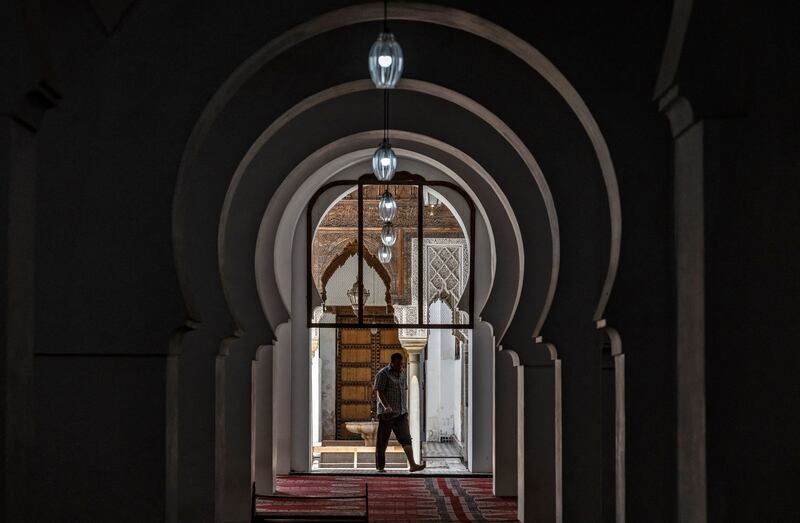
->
[[374, 371, 393, 414], [376, 389, 393, 413]]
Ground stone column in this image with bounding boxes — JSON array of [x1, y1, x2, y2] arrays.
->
[[399, 335, 427, 462], [310, 337, 320, 444], [658, 85, 707, 523], [510, 343, 562, 523], [494, 346, 518, 495], [470, 320, 493, 473], [252, 345, 274, 495], [655, 6, 707, 518], [319, 315, 337, 441]]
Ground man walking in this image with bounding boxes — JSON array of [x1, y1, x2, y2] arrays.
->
[[374, 352, 426, 472]]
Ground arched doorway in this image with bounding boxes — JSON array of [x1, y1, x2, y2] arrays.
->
[[305, 173, 476, 472]]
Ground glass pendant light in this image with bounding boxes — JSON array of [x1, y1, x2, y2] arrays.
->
[[371, 0, 400, 269], [368, 1, 403, 90], [378, 190, 397, 222], [372, 141, 397, 181], [378, 244, 392, 264], [380, 221, 397, 246], [369, 32, 404, 88]]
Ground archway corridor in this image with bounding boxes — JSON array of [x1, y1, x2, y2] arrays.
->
[[248, 167, 510, 522], [11, 2, 796, 523]]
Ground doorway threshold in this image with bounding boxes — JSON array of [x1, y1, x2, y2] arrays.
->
[[310, 457, 484, 476], [304, 469, 490, 477]]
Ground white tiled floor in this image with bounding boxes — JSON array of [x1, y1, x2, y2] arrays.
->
[[422, 441, 464, 458]]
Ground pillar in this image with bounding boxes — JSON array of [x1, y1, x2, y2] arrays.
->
[[599, 324, 625, 523], [511, 343, 562, 523], [399, 335, 427, 462], [494, 346, 517, 495], [273, 323, 292, 476], [319, 315, 337, 441], [252, 345, 274, 495], [470, 320, 493, 473], [311, 337, 320, 444], [658, 85, 707, 522]]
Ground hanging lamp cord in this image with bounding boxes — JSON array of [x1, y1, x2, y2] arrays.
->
[[384, 74, 390, 193], [382, 0, 391, 146], [383, 0, 391, 194], [384, 88, 389, 143]]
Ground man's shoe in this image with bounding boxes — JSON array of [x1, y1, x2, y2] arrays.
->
[[376, 468, 386, 473], [409, 462, 426, 472]]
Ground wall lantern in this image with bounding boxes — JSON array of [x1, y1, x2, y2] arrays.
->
[[346, 281, 370, 315]]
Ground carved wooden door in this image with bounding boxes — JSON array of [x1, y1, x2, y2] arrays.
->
[[335, 310, 407, 440]]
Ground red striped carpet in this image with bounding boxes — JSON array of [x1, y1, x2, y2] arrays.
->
[[256, 475, 518, 521]]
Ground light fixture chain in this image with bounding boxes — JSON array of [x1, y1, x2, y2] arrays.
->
[[384, 88, 389, 142]]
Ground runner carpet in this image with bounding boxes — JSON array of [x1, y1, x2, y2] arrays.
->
[[256, 475, 518, 522]]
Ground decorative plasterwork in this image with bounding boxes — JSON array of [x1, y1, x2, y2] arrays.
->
[[411, 237, 469, 323], [319, 240, 392, 305]]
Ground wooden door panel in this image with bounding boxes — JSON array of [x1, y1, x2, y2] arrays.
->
[[380, 329, 400, 345], [335, 313, 408, 440], [340, 367, 372, 382], [340, 385, 372, 402], [341, 404, 372, 419], [340, 348, 371, 363], [341, 329, 371, 344]]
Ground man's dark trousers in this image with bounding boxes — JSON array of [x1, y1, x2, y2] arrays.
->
[[375, 412, 412, 469]]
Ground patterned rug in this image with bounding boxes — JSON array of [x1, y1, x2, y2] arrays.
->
[[256, 475, 518, 521]]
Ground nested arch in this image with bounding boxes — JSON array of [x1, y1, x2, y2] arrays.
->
[[318, 240, 393, 306], [164, 3, 624, 518], [174, 1, 620, 333], [257, 131, 522, 341], [245, 81, 549, 342]]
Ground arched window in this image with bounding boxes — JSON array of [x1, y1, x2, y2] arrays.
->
[[307, 172, 474, 329]]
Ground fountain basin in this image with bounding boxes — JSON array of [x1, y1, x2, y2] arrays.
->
[[345, 420, 380, 446]]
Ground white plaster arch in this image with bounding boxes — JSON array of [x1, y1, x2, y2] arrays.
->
[[259, 141, 510, 473], [179, 1, 619, 329], [252, 130, 526, 342], [223, 79, 550, 338], [273, 147, 496, 317], [305, 162, 477, 316], [262, 142, 499, 323], [424, 186, 471, 247], [310, 185, 357, 246]]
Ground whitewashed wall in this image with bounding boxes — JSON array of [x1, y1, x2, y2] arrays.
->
[[425, 301, 464, 441]]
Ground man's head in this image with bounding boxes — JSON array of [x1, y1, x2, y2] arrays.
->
[[389, 352, 403, 371]]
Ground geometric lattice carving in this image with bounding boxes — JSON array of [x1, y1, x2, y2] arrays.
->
[[410, 238, 469, 325], [427, 245, 463, 301]]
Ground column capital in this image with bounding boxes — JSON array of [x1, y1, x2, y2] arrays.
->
[[503, 340, 558, 368], [398, 335, 427, 356]]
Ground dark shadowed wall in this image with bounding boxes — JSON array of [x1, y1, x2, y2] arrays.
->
[[4, 1, 798, 522]]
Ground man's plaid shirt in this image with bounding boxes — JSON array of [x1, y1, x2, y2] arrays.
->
[[374, 365, 407, 417]]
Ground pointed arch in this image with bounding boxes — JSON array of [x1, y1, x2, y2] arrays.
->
[[319, 240, 393, 306]]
